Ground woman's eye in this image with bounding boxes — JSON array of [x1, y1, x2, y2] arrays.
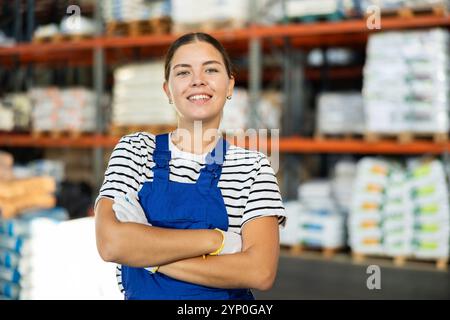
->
[[176, 70, 189, 76], [206, 68, 219, 73]]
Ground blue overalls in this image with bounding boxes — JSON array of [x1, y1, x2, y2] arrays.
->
[[120, 133, 255, 300]]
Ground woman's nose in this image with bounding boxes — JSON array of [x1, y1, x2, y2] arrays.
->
[[191, 74, 206, 87]]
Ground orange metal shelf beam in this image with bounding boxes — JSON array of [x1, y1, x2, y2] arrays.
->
[[1, 133, 450, 154], [278, 137, 450, 154], [0, 133, 119, 149], [1, 16, 448, 61]]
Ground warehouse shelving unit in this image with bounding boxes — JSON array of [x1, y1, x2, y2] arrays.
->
[[1, 134, 450, 155], [1, 7, 450, 193]]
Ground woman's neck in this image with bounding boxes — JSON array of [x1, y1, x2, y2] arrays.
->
[[171, 119, 221, 155]]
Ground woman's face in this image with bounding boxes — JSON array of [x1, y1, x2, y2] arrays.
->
[[164, 41, 234, 123]]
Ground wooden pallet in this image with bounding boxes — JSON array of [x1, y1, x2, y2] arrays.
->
[[370, 4, 448, 18], [352, 252, 449, 271], [364, 132, 448, 144], [315, 131, 363, 140], [105, 17, 172, 37], [283, 244, 342, 259], [31, 130, 86, 139], [109, 124, 177, 137], [32, 33, 93, 43], [172, 19, 246, 34]]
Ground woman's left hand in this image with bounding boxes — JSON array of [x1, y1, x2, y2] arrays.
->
[[113, 192, 150, 226]]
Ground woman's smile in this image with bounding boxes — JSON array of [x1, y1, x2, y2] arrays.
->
[[187, 93, 213, 105]]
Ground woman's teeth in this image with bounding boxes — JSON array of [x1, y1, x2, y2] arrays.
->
[[188, 95, 211, 101]]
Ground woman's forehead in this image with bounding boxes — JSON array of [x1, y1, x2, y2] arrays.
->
[[171, 42, 224, 65]]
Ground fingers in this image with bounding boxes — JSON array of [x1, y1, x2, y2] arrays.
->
[[112, 203, 130, 222], [113, 201, 141, 222]]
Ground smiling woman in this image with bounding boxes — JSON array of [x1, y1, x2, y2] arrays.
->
[[94, 32, 286, 300]]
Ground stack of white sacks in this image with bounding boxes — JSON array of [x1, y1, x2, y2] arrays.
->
[[349, 157, 450, 261], [0, 93, 33, 132], [220, 88, 282, 133], [349, 158, 390, 255], [283, 0, 354, 19], [360, 0, 449, 11], [112, 61, 177, 127], [281, 172, 348, 250], [382, 165, 414, 257], [102, 0, 170, 22], [171, 0, 249, 29], [0, 213, 121, 300], [363, 28, 450, 134], [331, 160, 357, 213], [0, 208, 68, 300], [297, 180, 345, 249], [316, 92, 365, 135], [29, 87, 97, 133], [0, 102, 14, 131], [407, 159, 450, 259]]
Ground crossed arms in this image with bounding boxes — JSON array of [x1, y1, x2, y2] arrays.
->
[[95, 198, 280, 291]]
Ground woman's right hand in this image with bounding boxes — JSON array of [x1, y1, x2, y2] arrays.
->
[[217, 230, 242, 255]]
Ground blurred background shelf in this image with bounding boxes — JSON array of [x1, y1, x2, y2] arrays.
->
[[1, 16, 450, 64], [1, 0, 450, 300], [2, 133, 450, 155]]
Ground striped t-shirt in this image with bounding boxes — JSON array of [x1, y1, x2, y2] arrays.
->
[[96, 132, 286, 294], [96, 131, 286, 231]]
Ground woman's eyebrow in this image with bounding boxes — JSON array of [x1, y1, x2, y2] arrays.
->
[[173, 63, 191, 69], [203, 60, 222, 66], [172, 60, 222, 70]]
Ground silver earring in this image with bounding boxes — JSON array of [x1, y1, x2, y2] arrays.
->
[[169, 99, 173, 104], [226, 96, 232, 100]]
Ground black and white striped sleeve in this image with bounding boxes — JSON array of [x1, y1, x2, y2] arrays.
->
[[94, 135, 143, 209], [241, 153, 286, 229]]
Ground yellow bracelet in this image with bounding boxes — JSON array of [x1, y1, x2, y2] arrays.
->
[[209, 228, 225, 256], [149, 266, 159, 273]]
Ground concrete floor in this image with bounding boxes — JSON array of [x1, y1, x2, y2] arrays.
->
[[253, 251, 450, 300]]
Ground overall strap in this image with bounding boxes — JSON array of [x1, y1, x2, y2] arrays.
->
[[152, 133, 171, 182], [197, 137, 230, 190]]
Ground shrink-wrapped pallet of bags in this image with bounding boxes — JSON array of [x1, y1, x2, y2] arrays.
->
[[297, 180, 345, 249], [363, 28, 450, 134], [406, 159, 450, 260], [349, 158, 390, 255], [111, 61, 177, 127]]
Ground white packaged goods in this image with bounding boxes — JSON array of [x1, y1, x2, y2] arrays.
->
[[331, 160, 357, 213], [220, 88, 282, 133], [29, 87, 97, 133], [171, 0, 249, 25], [349, 157, 450, 259], [407, 159, 450, 259], [285, 0, 354, 18], [297, 180, 346, 248], [349, 158, 390, 255], [0, 212, 122, 300], [102, 0, 170, 22], [360, 0, 449, 11], [112, 61, 177, 126], [280, 201, 302, 246], [0, 104, 14, 131], [316, 92, 365, 134], [60, 16, 96, 35], [13, 160, 65, 184], [220, 88, 249, 133], [363, 28, 450, 134], [1, 94, 32, 131]]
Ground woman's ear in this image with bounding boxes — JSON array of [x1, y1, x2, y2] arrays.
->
[[227, 76, 235, 98], [163, 82, 172, 103]]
